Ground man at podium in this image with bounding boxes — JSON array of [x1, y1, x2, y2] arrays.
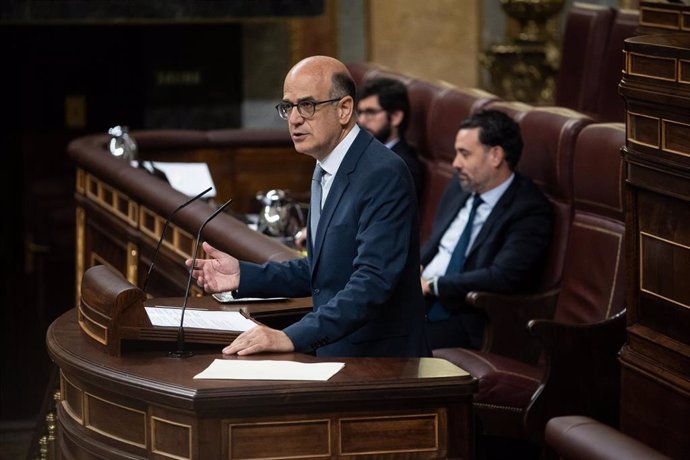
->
[[188, 56, 429, 358]]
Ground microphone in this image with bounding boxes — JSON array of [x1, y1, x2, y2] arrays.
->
[[142, 187, 213, 295], [169, 197, 233, 358]]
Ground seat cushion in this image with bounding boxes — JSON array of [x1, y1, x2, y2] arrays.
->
[[433, 348, 544, 408]]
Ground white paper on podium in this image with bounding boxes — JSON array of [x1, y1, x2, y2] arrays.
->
[[137, 161, 217, 198], [145, 307, 257, 331], [194, 359, 345, 381]]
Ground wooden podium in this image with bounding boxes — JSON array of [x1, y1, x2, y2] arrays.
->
[[77, 264, 313, 356], [50, 265, 478, 459], [77, 265, 241, 356], [48, 309, 477, 459]]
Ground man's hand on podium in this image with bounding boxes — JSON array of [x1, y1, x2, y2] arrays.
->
[[223, 325, 295, 356]]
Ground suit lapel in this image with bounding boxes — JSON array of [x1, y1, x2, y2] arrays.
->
[[310, 129, 372, 276], [466, 175, 521, 257], [432, 186, 470, 253]]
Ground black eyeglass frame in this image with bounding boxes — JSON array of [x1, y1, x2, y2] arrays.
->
[[356, 108, 386, 118], [275, 97, 344, 120]]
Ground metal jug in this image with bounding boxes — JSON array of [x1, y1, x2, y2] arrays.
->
[[255, 189, 305, 238], [108, 125, 138, 162]]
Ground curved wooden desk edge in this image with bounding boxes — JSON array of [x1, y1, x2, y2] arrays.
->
[[47, 309, 477, 459]]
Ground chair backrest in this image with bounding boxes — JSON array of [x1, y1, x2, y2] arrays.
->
[[554, 123, 626, 324], [488, 103, 592, 291], [346, 61, 386, 88], [418, 85, 499, 241], [555, 3, 615, 115], [595, 8, 640, 122]]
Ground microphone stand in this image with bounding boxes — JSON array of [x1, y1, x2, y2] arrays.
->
[[169, 198, 233, 358], [142, 187, 213, 295]]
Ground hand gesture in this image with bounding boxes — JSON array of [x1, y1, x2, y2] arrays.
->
[[185, 241, 240, 293]]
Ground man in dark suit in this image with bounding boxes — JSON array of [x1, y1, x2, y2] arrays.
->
[[356, 77, 424, 201], [420, 110, 552, 350], [189, 56, 429, 358]]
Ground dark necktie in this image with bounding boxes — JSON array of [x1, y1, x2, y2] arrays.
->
[[427, 194, 483, 322], [310, 164, 325, 246], [445, 194, 483, 275]]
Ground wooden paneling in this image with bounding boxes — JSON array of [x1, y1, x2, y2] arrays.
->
[[620, 32, 690, 459], [226, 419, 331, 459], [48, 310, 477, 459], [70, 133, 304, 299], [639, 1, 690, 33], [339, 413, 441, 455]]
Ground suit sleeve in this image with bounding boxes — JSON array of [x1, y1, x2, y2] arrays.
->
[[238, 257, 311, 298]]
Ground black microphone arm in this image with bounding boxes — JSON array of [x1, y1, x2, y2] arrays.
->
[[142, 187, 213, 294], [170, 197, 233, 358]]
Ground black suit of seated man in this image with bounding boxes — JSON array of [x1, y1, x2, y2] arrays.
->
[[420, 110, 553, 350]]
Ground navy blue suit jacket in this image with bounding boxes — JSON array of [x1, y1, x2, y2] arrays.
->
[[421, 173, 552, 309], [239, 129, 430, 357]]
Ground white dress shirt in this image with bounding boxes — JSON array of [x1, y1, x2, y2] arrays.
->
[[422, 174, 515, 294], [315, 125, 361, 207]]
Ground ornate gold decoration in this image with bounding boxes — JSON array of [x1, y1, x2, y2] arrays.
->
[[481, 0, 564, 104]]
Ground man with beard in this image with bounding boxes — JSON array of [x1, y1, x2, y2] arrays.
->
[[420, 109, 552, 350], [356, 77, 424, 201]]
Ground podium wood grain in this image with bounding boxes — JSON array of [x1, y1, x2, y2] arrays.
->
[[48, 310, 477, 459]]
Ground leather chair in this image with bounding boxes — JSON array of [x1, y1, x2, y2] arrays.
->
[[434, 123, 627, 445], [419, 85, 499, 242], [459, 105, 592, 365], [594, 8, 640, 122], [346, 61, 387, 87], [544, 416, 671, 460], [345, 62, 501, 242], [555, 4, 615, 116]]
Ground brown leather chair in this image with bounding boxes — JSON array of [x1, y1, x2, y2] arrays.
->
[[594, 8, 640, 122], [460, 105, 592, 366], [346, 61, 387, 87], [419, 85, 499, 242], [434, 123, 627, 445], [545, 416, 672, 460], [513, 107, 593, 292], [555, 4, 615, 116], [345, 63, 501, 242]]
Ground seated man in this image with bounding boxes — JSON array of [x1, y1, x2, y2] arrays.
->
[[420, 109, 552, 350], [356, 77, 424, 201]]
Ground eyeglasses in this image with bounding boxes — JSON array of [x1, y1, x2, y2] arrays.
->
[[357, 108, 385, 118], [275, 97, 344, 120]]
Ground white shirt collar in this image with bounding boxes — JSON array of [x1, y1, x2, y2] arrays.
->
[[385, 138, 400, 150], [478, 173, 515, 208], [318, 124, 360, 177]]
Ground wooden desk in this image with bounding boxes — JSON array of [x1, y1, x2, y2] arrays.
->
[[48, 310, 477, 459]]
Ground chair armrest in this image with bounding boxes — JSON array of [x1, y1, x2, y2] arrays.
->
[[545, 415, 671, 460], [523, 310, 627, 443], [465, 289, 559, 364]]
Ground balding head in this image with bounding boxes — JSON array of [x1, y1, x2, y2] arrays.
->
[[287, 56, 355, 100], [281, 56, 357, 160]]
